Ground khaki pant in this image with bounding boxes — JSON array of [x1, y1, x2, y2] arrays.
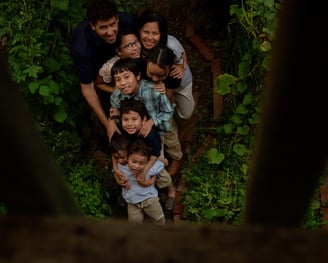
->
[[163, 118, 183, 160], [127, 197, 165, 224], [156, 168, 172, 189]]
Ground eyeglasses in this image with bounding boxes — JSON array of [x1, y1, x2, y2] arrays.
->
[[120, 40, 141, 50]]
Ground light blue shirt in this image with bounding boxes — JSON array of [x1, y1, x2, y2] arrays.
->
[[119, 159, 164, 204]]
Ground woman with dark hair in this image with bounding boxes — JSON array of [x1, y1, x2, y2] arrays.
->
[[138, 9, 194, 120]]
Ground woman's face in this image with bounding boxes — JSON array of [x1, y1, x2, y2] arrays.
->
[[139, 22, 161, 50], [117, 34, 141, 59]]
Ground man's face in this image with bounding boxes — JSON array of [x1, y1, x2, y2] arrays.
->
[[90, 16, 119, 44]]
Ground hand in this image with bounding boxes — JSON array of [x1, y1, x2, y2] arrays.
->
[[107, 119, 121, 141], [109, 107, 120, 118], [139, 119, 153, 138], [170, 64, 184, 79], [152, 82, 166, 94]]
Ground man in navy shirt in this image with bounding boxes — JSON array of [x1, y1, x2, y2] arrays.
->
[[70, 0, 137, 153]]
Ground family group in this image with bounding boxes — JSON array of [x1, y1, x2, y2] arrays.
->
[[70, 0, 194, 224]]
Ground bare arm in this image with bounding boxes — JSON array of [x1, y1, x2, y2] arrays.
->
[[136, 155, 158, 187], [95, 74, 116, 94], [80, 82, 108, 129], [170, 51, 187, 79]]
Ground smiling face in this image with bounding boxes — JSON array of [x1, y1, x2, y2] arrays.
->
[[121, 110, 146, 135], [128, 153, 148, 174], [117, 34, 141, 59], [90, 16, 119, 44], [139, 22, 161, 50], [113, 70, 140, 94]]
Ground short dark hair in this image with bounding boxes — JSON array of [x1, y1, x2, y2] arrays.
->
[[128, 138, 152, 159], [109, 132, 131, 154], [87, 0, 118, 25], [115, 27, 139, 49], [120, 97, 149, 119], [146, 46, 175, 69], [111, 58, 140, 80]]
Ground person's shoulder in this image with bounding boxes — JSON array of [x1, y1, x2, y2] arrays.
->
[[72, 19, 89, 36], [71, 19, 95, 51], [148, 126, 161, 137], [167, 35, 181, 45], [153, 159, 164, 171], [139, 79, 162, 96], [139, 78, 154, 88]]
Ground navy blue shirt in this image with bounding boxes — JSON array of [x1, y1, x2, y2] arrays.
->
[[123, 128, 162, 158], [70, 13, 138, 84]]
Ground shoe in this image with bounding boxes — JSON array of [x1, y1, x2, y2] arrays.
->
[[165, 196, 175, 210], [167, 158, 184, 177]]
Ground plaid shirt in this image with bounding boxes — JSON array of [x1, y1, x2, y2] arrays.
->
[[110, 79, 173, 134]]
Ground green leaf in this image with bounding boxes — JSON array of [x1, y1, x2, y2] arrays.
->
[[39, 85, 50, 96], [236, 104, 248, 114], [54, 110, 67, 123], [24, 65, 43, 78], [260, 40, 271, 52], [207, 148, 224, 165], [223, 123, 233, 134], [48, 80, 60, 94], [54, 96, 63, 106], [50, 0, 69, 10], [241, 164, 248, 175], [237, 125, 250, 135], [233, 144, 247, 156], [44, 58, 61, 72], [236, 82, 247, 93], [203, 208, 226, 220], [28, 82, 39, 94], [262, 53, 272, 70], [215, 73, 237, 95], [232, 114, 242, 124], [238, 61, 249, 79], [249, 113, 260, 125], [242, 94, 253, 105]]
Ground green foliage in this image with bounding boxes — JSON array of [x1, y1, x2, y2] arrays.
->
[[0, 0, 147, 219], [65, 162, 112, 219], [115, 0, 151, 15], [0, 0, 88, 126], [183, 152, 248, 224], [183, 0, 324, 229], [39, 121, 113, 219]]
